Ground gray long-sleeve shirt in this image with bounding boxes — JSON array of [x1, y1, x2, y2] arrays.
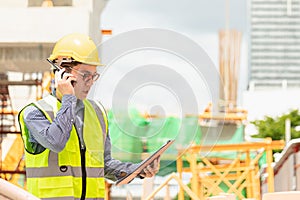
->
[[23, 94, 138, 181]]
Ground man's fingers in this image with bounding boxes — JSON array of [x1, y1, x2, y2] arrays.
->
[[153, 158, 158, 168], [66, 76, 76, 85], [157, 156, 161, 164], [143, 167, 153, 177], [55, 69, 75, 86], [55, 68, 74, 81], [147, 165, 156, 176], [144, 165, 157, 177], [140, 173, 146, 178], [140, 158, 161, 178], [61, 72, 75, 81], [152, 158, 160, 171]]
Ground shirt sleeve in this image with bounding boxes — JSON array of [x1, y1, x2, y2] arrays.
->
[[23, 94, 77, 153], [104, 134, 139, 181]]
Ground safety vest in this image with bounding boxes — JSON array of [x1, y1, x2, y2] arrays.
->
[[18, 95, 108, 200]]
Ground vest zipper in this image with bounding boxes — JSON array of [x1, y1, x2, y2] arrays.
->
[[80, 142, 87, 200], [74, 116, 87, 200]]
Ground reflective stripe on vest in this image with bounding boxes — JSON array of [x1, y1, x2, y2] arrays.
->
[[26, 149, 104, 177], [19, 95, 108, 199]]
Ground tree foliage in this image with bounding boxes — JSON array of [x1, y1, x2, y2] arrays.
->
[[251, 109, 300, 140]]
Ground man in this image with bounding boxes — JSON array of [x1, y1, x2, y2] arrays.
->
[[18, 33, 159, 200]]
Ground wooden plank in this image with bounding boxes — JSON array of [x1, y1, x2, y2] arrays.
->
[[0, 80, 42, 86]]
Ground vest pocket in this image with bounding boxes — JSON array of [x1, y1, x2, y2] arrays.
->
[[87, 149, 104, 167], [38, 176, 74, 198], [86, 177, 105, 198], [59, 143, 81, 166]]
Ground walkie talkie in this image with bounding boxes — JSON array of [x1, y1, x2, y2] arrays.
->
[[47, 58, 64, 76], [46, 58, 75, 86]]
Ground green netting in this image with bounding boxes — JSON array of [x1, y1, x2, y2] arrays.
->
[[109, 108, 201, 157], [204, 124, 245, 159], [108, 108, 245, 176]]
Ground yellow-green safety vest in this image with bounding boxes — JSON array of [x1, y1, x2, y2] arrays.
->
[[18, 95, 108, 200]]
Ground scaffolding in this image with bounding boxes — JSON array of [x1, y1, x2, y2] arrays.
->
[[0, 71, 44, 187], [0, 72, 23, 183], [141, 139, 285, 200], [175, 139, 285, 200]]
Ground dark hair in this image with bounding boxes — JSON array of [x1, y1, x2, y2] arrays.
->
[[53, 58, 82, 73]]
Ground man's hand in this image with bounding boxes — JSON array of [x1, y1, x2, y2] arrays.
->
[[139, 157, 160, 178], [55, 68, 76, 99]]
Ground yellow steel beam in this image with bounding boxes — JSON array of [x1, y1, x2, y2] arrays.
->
[[188, 140, 285, 152]]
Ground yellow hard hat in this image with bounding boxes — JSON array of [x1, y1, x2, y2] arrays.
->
[[49, 33, 103, 66]]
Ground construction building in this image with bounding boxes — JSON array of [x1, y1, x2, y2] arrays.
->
[[1, 1, 300, 200], [0, 0, 108, 197]]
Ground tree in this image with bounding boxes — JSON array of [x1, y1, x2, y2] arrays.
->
[[251, 109, 300, 140]]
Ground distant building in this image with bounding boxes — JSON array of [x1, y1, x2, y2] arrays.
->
[[249, 0, 300, 89]]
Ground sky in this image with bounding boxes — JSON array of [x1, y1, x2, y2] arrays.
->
[[101, 0, 247, 34], [100, 0, 248, 65], [94, 0, 249, 116]]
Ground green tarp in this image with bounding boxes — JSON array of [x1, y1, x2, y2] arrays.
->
[[108, 108, 245, 176]]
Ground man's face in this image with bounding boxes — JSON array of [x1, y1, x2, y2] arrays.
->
[[71, 64, 98, 100]]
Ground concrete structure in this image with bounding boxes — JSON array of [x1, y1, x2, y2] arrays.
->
[[0, 0, 107, 73]]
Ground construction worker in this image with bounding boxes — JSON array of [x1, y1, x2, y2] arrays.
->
[[18, 33, 159, 200]]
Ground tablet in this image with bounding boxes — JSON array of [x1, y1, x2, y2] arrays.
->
[[115, 139, 175, 186]]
